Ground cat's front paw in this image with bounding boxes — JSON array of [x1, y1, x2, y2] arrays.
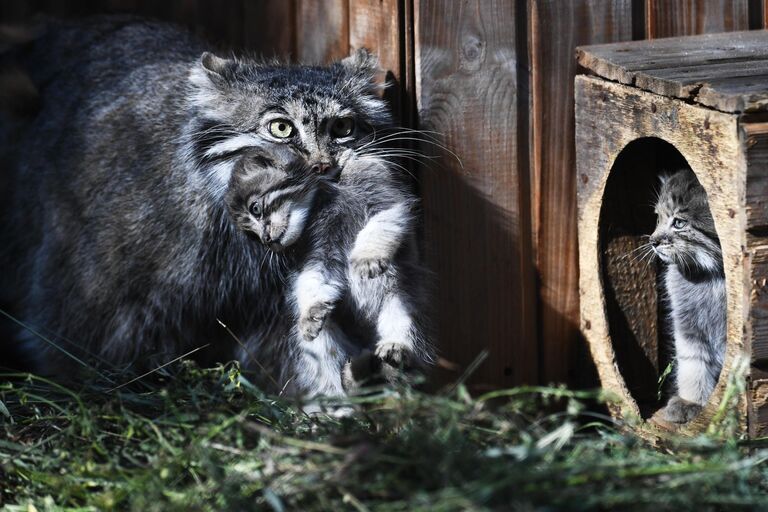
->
[[350, 256, 390, 279], [662, 396, 703, 424], [299, 302, 334, 341], [375, 341, 411, 367]]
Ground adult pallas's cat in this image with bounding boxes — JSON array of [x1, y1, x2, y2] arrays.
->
[[0, 17, 431, 395]]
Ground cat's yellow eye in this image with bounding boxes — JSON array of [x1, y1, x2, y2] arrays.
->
[[330, 117, 355, 138], [268, 119, 295, 139]]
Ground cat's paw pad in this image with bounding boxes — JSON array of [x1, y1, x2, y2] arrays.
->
[[375, 341, 411, 366], [299, 302, 334, 341], [350, 257, 390, 279], [662, 396, 703, 424]]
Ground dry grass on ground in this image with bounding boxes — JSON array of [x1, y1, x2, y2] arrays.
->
[[1, 360, 767, 511]]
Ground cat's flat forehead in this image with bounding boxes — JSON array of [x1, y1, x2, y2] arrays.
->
[[250, 66, 354, 105], [278, 97, 350, 123], [657, 171, 710, 215]]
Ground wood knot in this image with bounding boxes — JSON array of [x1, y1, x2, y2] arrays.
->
[[584, 320, 591, 330], [703, 118, 710, 129], [748, 137, 758, 148], [650, 103, 657, 113], [460, 35, 485, 71], [728, 208, 736, 218], [580, 174, 589, 184]]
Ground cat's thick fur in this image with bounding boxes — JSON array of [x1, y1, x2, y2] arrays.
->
[[651, 169, 726, 423], [227, 154, 433, 397], [0, 16, 427, 395]]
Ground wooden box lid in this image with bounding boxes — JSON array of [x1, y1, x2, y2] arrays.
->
[[577, 30, 768, 114]]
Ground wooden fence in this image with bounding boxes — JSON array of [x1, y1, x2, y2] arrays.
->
[[2, 0, 766, 390]]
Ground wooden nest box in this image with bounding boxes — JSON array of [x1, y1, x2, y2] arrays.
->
[[575, 30, 768, 437]]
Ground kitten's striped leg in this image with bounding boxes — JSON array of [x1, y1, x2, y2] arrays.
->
[[292, 263, 343, 342], [663, 337, 717, 423], [374, 293, 416, 367], [349, 202, 411, 279], [675, 337, 718, 405]]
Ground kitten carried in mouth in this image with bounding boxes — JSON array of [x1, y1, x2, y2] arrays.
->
[[227, 152, 434, 397], [651, 168, 726, 424]]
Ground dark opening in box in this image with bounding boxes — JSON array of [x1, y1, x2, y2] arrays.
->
[[598, 137, 718, 418]]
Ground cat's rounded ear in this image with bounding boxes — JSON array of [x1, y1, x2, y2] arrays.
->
[[658, 172, 671, 186], [189, 52, 238, 117], [340, 48, 379, 80], [199, 52, 237, 82]]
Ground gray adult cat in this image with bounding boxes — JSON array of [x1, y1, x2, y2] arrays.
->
[[650, 169, 726, 423], [0, 16, 424, 394], [227, 153, 433, 397]]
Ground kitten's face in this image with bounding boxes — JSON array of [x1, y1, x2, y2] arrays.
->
[[227, 154, 320, 252], [189, 49, 392, 188], [650, 169, 722, 275]]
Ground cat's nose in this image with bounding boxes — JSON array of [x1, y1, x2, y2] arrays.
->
[[311, 162, 333, 174], [263, 226, 285, 248]]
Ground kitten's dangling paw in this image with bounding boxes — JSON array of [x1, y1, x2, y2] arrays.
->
[[350, 257, 390, 279], [299, 302, 334, 341], [662, 395, 703, 424], [375, 341, 411, 367]]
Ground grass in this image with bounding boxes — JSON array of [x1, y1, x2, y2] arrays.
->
[[1, 359, 768, 511]]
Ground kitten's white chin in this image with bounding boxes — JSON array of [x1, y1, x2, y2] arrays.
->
[[654, 247, 673, 264]]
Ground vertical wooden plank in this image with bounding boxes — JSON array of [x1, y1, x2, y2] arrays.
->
[[349, 0, 399, 74], [348, 0, 408, 122], [763, 0, 768, 27], [528, 1, 633, 386], [646, 0, 749, 38], [416, 0, 537, 388], [242, 0, 295, 58], [295, 0, 349, 64]]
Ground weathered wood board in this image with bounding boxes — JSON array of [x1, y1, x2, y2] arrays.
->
[[416, 0, 537, 388], [577, 30, 768, 112], [645, 0, 750, 39], [527, 0, 633, 386]]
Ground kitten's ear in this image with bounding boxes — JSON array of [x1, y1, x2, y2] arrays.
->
[[340, 48, 379, 79], [658, 172, 671, 186]]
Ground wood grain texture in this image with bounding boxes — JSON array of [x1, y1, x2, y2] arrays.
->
[[743, 122, 768, 231], [575, 75, 745, 436], [415, 0, 537, 388], [750, 378, 768, 437], [295, 0, 349, 64], [744, 123, 768, 369], [349, 0, 404, 118], [577, 30, 768, 113], [528, 0, 633, 386], [349, 0, 399, 75], [749, 244, 768, 362], [646, 0, 749, 38]]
